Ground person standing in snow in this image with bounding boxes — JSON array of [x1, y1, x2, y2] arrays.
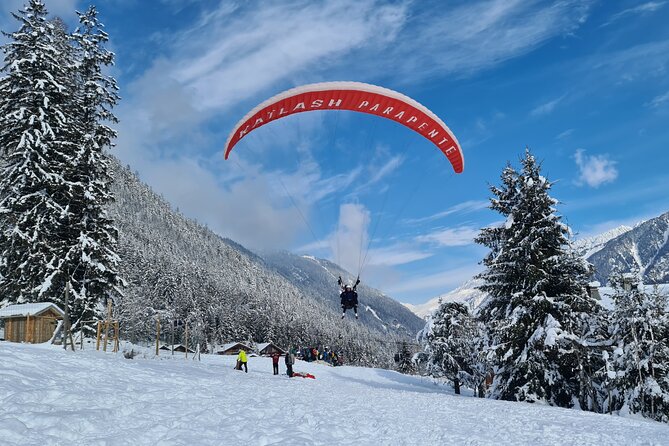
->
[[285, 349, 295, 377], [271, 351, 280, 375], [338, 275, 360, 319], [237, 348, 248, 373]]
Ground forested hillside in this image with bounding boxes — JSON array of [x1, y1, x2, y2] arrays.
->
[[108, 160, 412, 366]]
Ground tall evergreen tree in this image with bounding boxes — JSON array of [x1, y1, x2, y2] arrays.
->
[[0, 0, 78, 307], [62, 5, 123, 331], [424, 301, 478, 394], [475, 150, 600, 407], [0, 2, 122, 330], [608, 270, 669, 422]]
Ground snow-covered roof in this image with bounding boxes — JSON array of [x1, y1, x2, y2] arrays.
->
[[256, 342, 285, 353], [220, 342, 250, 352], [0, 302, 64, 319]]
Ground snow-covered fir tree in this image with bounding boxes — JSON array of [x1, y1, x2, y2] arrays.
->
[[59, 6, 123, 332], [607, 270, 669, 422], [0, 1, 121, 330], [396, 341, 416, 375], [424, 301, 478, 394], [0, 1, 79, 306], [475, 149, 601, 408]]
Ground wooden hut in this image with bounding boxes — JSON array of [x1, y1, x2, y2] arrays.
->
[[0, 303, 64, 344], [217, 342, 251, 355], [256, 342, 285, 356], [160, 344, 195, 353]]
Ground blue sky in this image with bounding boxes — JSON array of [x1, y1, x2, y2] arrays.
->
[[2, 0, 669, 304]]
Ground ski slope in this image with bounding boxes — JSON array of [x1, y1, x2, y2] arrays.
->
[[1, 342, 667, 445]]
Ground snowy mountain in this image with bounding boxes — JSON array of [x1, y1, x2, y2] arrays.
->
[[407, 212, 669, 318], [107, 160, 416, 365], [261, 251, 424, 335], [3, 342, 666, 445], [585, 211, 669, 284], [573, 225, 633, 258], [404, 279, 488, 318]]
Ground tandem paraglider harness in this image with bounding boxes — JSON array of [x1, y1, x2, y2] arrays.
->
[[338, 276, 360, 318]]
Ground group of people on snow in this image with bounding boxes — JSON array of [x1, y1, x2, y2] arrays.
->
[[234, 275, 357, 376], [235, 345, 343, 377], [299, 346, 342, 366]]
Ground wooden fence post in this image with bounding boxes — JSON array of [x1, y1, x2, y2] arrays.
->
[[103, 300, 112, 352], [155, 318, 160, 356], [26, 314, 31, 343], [184, 325, 189, 359], [96, 321, 102, 351], [113, 321, 120, 353]]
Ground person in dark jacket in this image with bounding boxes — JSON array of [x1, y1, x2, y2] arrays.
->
[[338, 275, 360, 319], [285, 349, 295, 377], [271, 352, 280, 375]]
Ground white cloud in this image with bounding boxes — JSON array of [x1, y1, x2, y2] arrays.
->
[[416, 226, 480, 247], [601, 1, 666, 27], [171, 0, 407, 112], [364, 244, 432, 267], [556, 128, 574, 139], [647, 90, 669, 108], [380, 0, 592, 82], [573, 149, 618, 188], [404, 200, 489, 225], [530, 95, 566, 116], [383, 264, 483, 296], [330, 203, 371, 276], [587, 40, 669, 84]]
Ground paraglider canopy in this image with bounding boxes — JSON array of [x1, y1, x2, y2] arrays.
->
[[224, 81, 464, 173]]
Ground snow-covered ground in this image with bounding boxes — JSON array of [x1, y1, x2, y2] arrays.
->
[[1, 342, 667, 445]]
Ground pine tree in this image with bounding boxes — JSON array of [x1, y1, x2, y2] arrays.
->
[[397, 341, 416, 375], [0, 2, 122, 331], [0, 1, 78, 307], [475, 149, 600, 407], [475, 163, 519, 322], [60, 6, 122, 331], [608, 270, 669, 422], [425, 301, 477, 394]]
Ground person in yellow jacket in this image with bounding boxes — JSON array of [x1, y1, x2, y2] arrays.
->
[[236, 348, 248, 373]]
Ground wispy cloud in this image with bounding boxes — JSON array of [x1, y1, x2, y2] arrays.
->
[[587, 39, 669, 84], [382, 0, 593, 82], [404, 200, 489, 225], [573, 149, 618, 188], [365, 244, 433, 267], [415, 226, 481, 247], [383, 264, 483, 296], [556, 128, 574, 139], [330, 203, 371, 275], [600, 1, 667, 27], [531, 94, 566, 116], [368, 155, 404, 186], [647, 90, 669, 108]]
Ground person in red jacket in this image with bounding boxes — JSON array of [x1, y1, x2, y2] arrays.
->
[[271, 352, 280, 375]]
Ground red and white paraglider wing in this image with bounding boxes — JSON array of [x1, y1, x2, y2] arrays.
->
[[224, 81, 464, 173]]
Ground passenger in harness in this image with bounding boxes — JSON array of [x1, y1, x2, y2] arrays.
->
[[338, 275, 360, 319]]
